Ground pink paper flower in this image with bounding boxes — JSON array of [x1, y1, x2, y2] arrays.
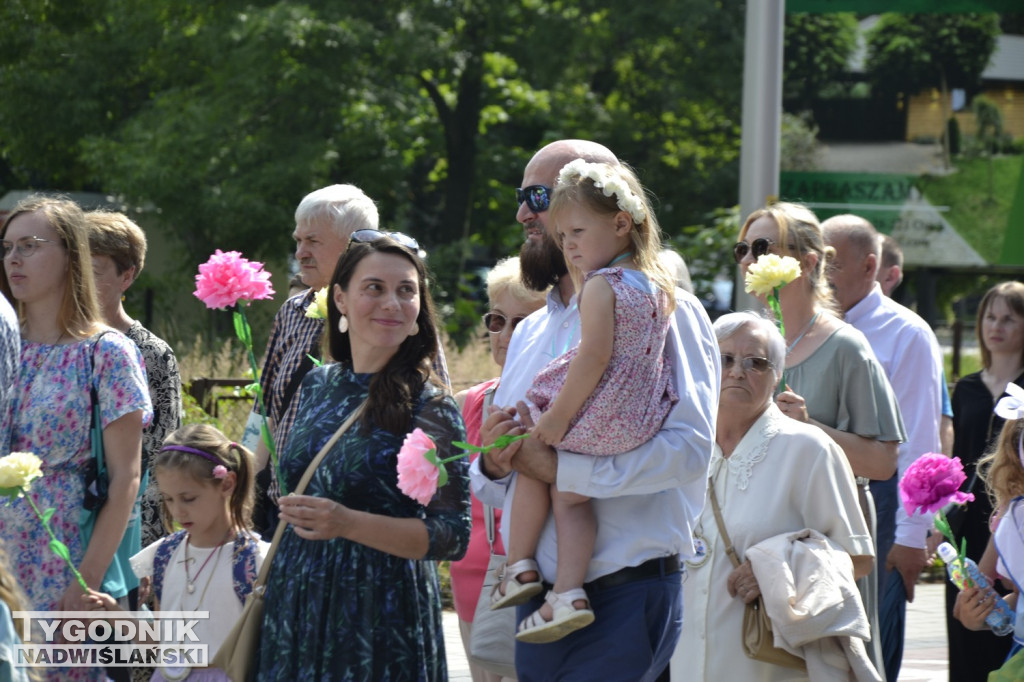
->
[[900, 453, 975, 516], [212, 465, 228, 479], [396, 428, 441, 506], [194, 249, 275, 310]]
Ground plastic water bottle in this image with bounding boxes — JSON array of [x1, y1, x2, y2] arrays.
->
[[937, 542, 1014, 636]]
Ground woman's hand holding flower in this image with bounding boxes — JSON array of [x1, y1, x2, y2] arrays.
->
[[775, 386, 809, 423]]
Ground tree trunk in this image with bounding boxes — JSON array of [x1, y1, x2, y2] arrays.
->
[[939, 70, 951, 171]]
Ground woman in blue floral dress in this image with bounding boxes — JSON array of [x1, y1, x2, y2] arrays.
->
[[0, 197, 151, 681], [254, 232, 469, 681]]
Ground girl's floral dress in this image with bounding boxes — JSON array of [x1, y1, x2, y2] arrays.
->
[[0, 332, 150, 680]]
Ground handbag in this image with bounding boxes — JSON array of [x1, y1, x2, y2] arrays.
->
[[708, 483, 807, 671], [468, 504, 516, 678], [211, 401, 366, 682]]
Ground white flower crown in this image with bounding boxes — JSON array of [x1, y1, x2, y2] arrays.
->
[[557, 159, 647, 224]]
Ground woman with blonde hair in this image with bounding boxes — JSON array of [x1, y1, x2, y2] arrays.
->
[[734, 201, 903, 673], [0, 196, 151, 679], [450, 256, 548, 681]]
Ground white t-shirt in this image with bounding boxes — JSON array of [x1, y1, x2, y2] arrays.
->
[[131, 534, 270, 658]]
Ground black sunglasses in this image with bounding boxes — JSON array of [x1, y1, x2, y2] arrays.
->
[[721, 353, 775, 373], [515, 185, 552, 213], [350, 229, 420, 252], [732, 238, 775, 264], [483, 312, 526, 334]]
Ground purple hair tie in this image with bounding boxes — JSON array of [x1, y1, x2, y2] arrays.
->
[[161, 445, 229, 479]]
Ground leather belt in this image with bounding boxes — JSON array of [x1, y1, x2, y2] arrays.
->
[[584, 555, 681, 592]]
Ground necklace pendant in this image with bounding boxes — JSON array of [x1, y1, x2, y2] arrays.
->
[[186, 582, 195, 594]]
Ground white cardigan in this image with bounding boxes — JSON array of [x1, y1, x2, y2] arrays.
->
[[747, 529, 881, 682]]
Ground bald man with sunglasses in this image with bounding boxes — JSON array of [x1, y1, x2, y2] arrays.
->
[[470, 140, 720, 681]]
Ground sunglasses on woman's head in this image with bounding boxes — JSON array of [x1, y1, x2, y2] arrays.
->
[[350, 229, 420, 252], [732, 238, 775, 264], [483, 312, 526, 334], [721, 353, 774, 373], [515, 185, 552, 213]]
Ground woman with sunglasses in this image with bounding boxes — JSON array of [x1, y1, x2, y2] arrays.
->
[[670, 311, 875, 680], [735, 201, 903, 673], [449, 256, 548, 681], [253, 232, 470, 681], [0, 196, 151, 678]]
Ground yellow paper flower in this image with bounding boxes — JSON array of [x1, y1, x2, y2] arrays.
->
[[744, 254, 802, 297], [305, 287, 329, 320], [0, 452, 43, 494]]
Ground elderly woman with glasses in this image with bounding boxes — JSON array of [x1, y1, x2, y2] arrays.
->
[[449, 256, 548, 681], [253, 232, 470, 681], [0, 198, 151, 660], [670, 312, 875, 680]]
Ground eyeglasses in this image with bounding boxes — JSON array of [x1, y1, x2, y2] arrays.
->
[[721, 353, 775, 373], [483, 312, 526, 334], [350, 229, 420, 252], [732, 238, 775, 264], [1, 236, 58, 260], [515, 185, 552, 213]]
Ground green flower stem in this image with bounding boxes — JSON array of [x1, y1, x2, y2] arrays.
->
[[769, 288, 787, 386], [23, 491, 89, 592], [235, 303, 287, 496]]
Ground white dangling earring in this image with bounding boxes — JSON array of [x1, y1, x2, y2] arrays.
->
[[338, 315, 349, 333], [409, 322, 419, 336]]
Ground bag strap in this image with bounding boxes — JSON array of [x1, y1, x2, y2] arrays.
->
[[708, 481, 742, 569], [87, 331, 114, 480], [484, 505, 498, 555], [252, 400, 367, 589]]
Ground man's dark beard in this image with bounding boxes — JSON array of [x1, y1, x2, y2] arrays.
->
[[519, 229, 567, 291]]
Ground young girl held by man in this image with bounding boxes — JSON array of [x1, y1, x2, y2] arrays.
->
[[490, 159, 678, 643], [85, 424, 269, 681]]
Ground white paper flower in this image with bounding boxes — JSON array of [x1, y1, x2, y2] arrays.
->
[[744, 254, 802, 297], [558, 159, 646, 224]]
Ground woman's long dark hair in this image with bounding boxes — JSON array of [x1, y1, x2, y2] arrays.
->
[[326, 237, 440, 435]]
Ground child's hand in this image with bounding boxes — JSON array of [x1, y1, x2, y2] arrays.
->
[[532, 412, 567, 447], [953, 586, 996, 631], [81, 589, 121, 613]]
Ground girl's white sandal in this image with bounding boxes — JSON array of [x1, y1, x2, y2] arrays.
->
[[489, 558, 543, 610], [515, 588, 595, 643]]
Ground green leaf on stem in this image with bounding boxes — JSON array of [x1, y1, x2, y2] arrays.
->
[[306, 354, 323, 367], [451, 441, 485, 453], [49, 539, 70, 562], [42, 507, 55, 525], [232, 311, 249, 346]]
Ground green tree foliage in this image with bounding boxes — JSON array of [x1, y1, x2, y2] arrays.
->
[[0, 0, 746, 347], [865, 13, 999, 168], [783, 12, 858, 110]]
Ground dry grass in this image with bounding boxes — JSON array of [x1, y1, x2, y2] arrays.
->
[[444, 328, 498, 394]]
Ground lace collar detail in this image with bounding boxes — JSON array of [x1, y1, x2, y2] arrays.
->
[[712, 404, 784, 491]]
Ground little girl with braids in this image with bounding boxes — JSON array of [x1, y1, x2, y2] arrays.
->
[[491, 159, 678, 643], [85, 424, 269, 681]]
